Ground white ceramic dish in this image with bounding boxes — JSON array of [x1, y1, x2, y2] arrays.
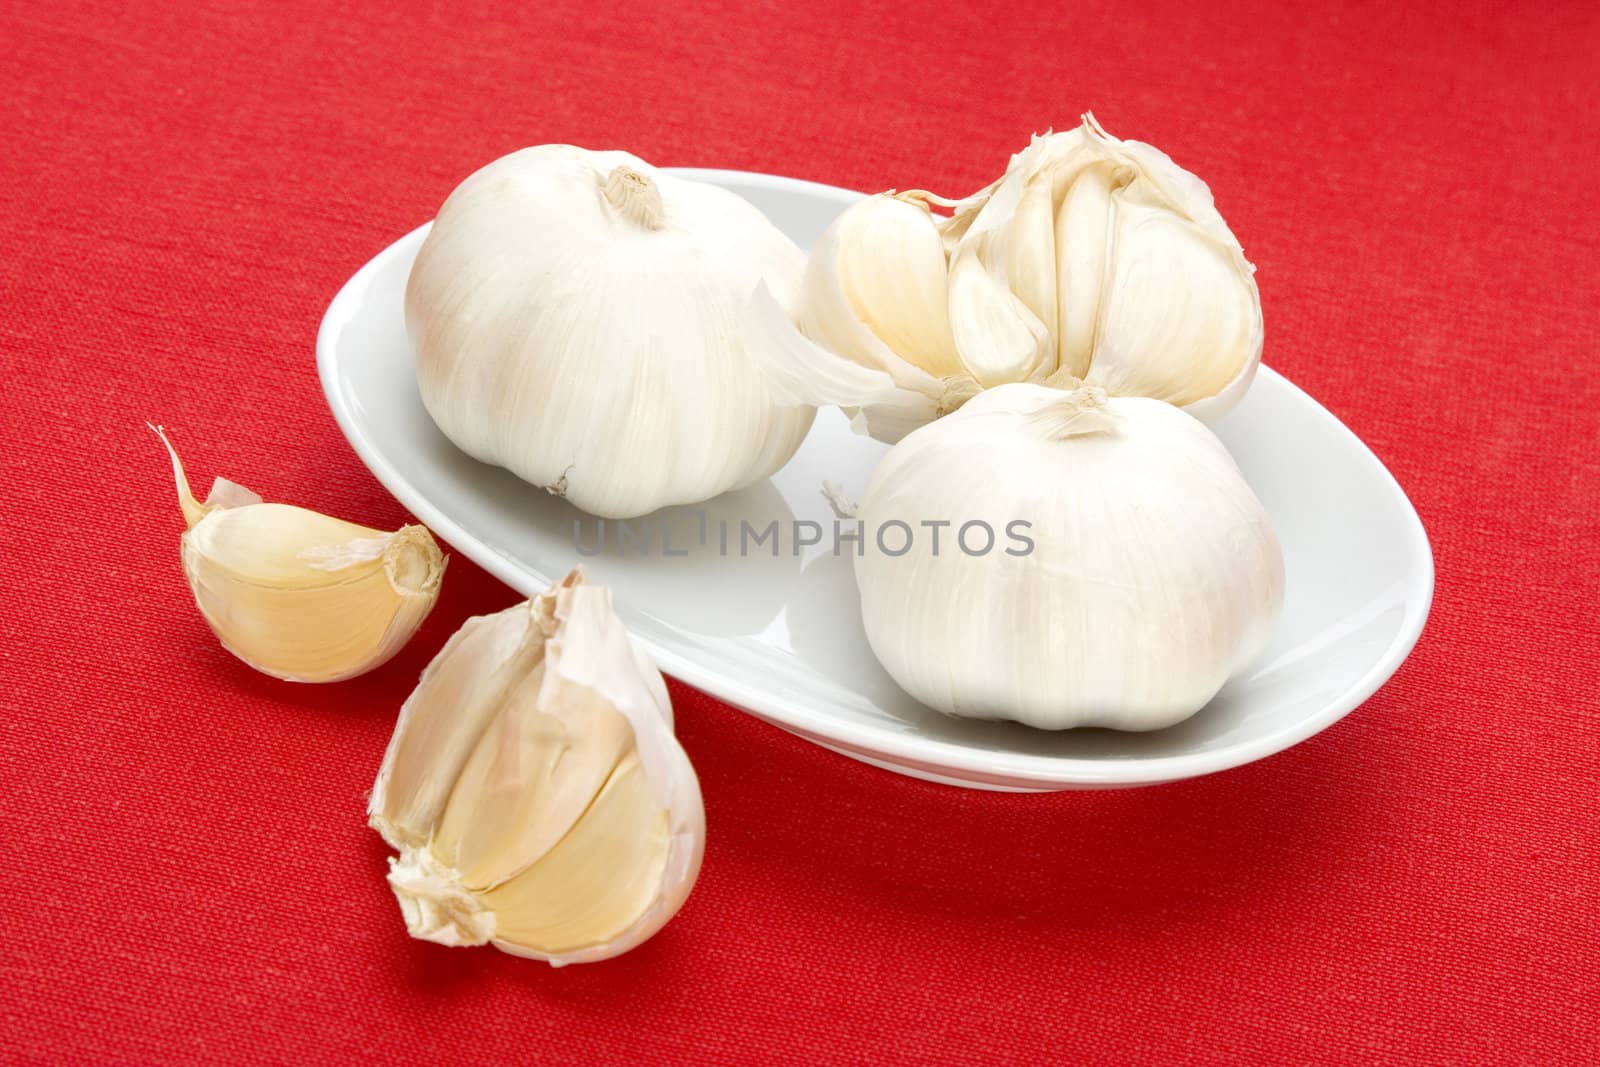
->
[[317, 167, 1433, 791]]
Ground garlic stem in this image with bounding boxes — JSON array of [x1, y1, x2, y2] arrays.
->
[[152, 423, 216, 528], [1022, 385, 1119, 440], [603, 166, 664, 230]]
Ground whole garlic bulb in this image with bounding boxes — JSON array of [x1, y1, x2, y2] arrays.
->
[[780, 115, 1263, 441], [407, 146, 816, 518], [368, 570, 703, 965], [853, 384, 1283, 730]]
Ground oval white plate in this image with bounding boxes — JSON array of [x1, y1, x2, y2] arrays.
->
[[317, 168, 1433, 791]]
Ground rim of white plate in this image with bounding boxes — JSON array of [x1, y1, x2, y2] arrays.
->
[[316, 167, 1435, 788]]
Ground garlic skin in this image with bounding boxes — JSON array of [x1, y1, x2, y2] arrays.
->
[[407, 146, 816, 519], [785, 115, 1263, 441], [853, 385, 1283, 730], [155, 427, 444, 683], [368, 570, 703, 965]]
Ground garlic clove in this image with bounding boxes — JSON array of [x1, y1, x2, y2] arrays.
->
[[1002, 175, 1060, 365], [1053, 161, 1117, 380], [1085, 195, 1260, 408], [480, 752, 672, 958], [156, 427, 443, 683], [790, 192, 994, 441], [430, 662, 636, 890], [943, 146, 1057, 389], [947, 241, 1054, 387], [368, 608, 542, 848], [752, 284, 950, 443], [368, 570, 703, 965], [833, 194, 966, 379]]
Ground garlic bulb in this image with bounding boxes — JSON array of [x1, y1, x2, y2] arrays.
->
[[154, 427, 444, 682], [368, 570, 703, 965], [852, 385, 1283, 730], [407, 146, 816, 519], [776, 115, 1263, 441]]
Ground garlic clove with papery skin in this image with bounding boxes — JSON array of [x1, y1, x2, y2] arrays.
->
[[800, 192, 966, 383], [368, 570, 703, 965], [851, 384, 1283, 731], [1053, 161, 1117, 380], [154, 426, 444, 683], [782, 115, 1263, 440]]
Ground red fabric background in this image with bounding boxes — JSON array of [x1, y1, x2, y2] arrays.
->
[[3, 0, 1596, 1062]]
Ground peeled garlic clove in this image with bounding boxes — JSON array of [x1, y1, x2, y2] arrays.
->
[[155, 427, 444, 683], [853, 384, 1283, 731], [407, 146, 815, 519], [368, 570, 703, 965]]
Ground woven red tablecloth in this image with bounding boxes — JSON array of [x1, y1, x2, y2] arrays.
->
[[4, 1, 1596, 1062]]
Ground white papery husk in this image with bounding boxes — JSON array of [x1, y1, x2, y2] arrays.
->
[[368, 570, 704, 965], [771, 115, 1263, 442], [852, 383, 1284, 730], [407, 146, 816, 518]]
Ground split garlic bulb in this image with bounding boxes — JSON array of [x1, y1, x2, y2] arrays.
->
[[368, 570, 703, 965], [155, 427, 444, 682], [407, 146, 816, 519], [853, 385, 1283, 730], [782, 115, 1263, 441]]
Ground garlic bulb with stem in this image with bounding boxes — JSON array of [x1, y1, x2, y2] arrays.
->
[[769, 115, 1263, 441], [154, 426, 444, 683], [368, 569, 703, 965], [407, 146, 817, 519], [851, 384, 1283, 730]]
